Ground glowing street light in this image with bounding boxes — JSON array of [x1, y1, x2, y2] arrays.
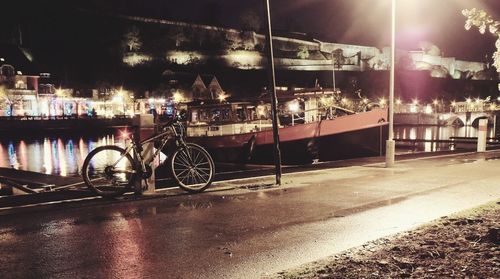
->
[[172, 91, 184, 103], [288, 100, 300, 112], [217, 92, 229, 103], [256, 104, 267, 119], [288, 100, 300, 126], [425, 105, 433, 114], [55, 88, 64, 97]]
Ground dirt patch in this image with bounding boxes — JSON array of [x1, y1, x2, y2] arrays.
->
[[272, 201, 500, 278]]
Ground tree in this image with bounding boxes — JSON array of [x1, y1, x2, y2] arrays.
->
[[332, 49, 345, 69], [418, 41, 441, 56], [297, 46, 310, 59], [463, 8, 500, 71], [123, 26, 142, 52]]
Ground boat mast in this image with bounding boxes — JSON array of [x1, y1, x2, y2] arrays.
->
[[263, 0, 282, 185], [332, 51, 336, 91]]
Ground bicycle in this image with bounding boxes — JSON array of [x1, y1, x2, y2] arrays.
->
[[81, 118, 215, 198]]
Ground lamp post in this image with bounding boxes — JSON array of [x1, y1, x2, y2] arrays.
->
[[386, 0, 396, 168], [263, 0, 282, 185]]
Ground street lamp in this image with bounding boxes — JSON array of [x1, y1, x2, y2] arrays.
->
[[379, 97, 386, 107], [217, 92, 229, 103], [385, 0, 396, 167]]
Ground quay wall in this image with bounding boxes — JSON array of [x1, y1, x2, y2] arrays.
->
[[394, 113, 439, 125], [0, 118, 133, 135]]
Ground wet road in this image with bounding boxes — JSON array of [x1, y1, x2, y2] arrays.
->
[[1, 151, 500, 278]]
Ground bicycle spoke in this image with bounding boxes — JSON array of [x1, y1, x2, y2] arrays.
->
[[173, 160, 190, 168], [175, 168, 190, 178], [192, 149, 201, 164], [177, 151, 191, 166], [195, 167, 210, 178], [192, 170, 208, 184], [82, 146, 135, 198], [171, 144, 214, 193]]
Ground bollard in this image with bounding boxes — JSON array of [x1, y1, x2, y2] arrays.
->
[[385, 139, 395, 167], [477, 119, 488, 152], [132, 114, 156, 195]]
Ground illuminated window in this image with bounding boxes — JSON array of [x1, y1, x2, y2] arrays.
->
[[15, 80, 27, 89]]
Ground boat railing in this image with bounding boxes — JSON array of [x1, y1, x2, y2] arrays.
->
[[186, 104, 358, 136], [280, 104, 356, 125], [187, 119, 273, 137]]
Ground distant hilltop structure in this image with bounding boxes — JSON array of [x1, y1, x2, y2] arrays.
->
[[115, 13, 495, 81]]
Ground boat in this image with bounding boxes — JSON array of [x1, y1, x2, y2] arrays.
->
[[184, 89, 388, 165]]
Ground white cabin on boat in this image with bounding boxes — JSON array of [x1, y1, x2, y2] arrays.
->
[[186, 100, 273, 137]]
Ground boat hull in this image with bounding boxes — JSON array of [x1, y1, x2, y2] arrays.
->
[[188, 109, 388, 164]]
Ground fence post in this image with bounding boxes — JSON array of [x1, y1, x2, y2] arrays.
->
[[477, 118, 488, 152], [133, 114, 156, 195]]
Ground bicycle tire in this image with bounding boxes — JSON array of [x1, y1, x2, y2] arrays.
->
[[81, 145, 136, 198], [170, 143, 215, 193]]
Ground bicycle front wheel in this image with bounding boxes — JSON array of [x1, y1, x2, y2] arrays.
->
[[170, 143, 215, 193], [82, 145, 136, 198]]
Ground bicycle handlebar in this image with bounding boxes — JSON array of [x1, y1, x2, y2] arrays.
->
[[157, 116, 186, 138]]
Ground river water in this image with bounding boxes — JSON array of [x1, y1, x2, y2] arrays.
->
[[0, 132, 125, 177], [0, 125, 495, 177], [395, 125, 496, 153]]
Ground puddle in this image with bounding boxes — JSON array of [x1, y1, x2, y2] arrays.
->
[[242, 183, 276, 191]]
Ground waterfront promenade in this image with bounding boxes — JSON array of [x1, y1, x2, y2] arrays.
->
[[0, 150, 499, 278]]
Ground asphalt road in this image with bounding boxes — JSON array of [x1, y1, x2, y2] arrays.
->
[[1, 151, 499, 278]]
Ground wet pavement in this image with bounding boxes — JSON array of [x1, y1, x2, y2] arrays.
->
[[0, 151, 499, 278]]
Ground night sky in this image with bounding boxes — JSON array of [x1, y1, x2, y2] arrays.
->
[[4, 0, 500, 61]]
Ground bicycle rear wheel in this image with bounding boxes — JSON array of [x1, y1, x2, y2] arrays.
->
[[170, 143, 215, 193], [82, 145, 136, 198]]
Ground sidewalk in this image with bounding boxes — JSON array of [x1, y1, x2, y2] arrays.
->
[[0, 149, 483, 212]]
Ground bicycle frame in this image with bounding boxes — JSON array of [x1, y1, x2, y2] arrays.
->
[[122, 122, 186, 174]]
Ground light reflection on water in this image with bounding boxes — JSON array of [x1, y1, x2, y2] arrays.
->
[[0, 134, 126, 176], [395, 125, 495, 152], [0, 126, 494, 176]]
